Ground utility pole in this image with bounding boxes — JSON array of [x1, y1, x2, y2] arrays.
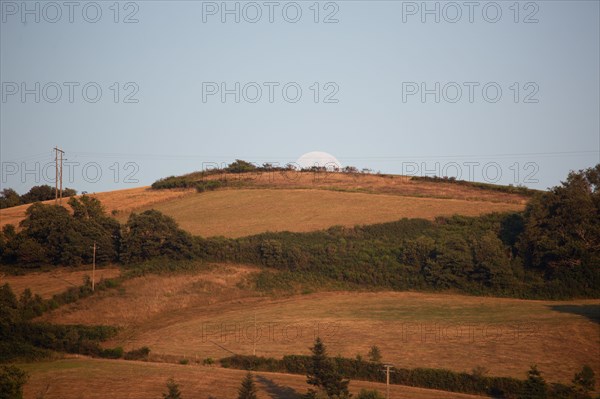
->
[[252, 312, 257, 356], [54, 147, 64, 204], [92, 242, 97, 291], [59, 149, 63, 203], [382, 364, 394, 399]]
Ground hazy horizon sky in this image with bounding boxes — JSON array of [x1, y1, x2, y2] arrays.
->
[[1, 0, 599, 194]]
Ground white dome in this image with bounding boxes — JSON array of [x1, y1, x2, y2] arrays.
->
[[296, 151, 341, 170]]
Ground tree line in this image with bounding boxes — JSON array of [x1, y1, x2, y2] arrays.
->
[[0, 185, 77, 209]]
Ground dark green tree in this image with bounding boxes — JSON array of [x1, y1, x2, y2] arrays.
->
[[68, 196, 120, 263], [237, 372, 258, 399], [0, 365, 28, 399], [470, 231, 513, 287], [227, 159, 257, 173], [519, 365, 547, 399], [0, 188, 21, 209], [356, 389, 384, 399], [519, 164, 600, 270], [18, 288, 45, 320], [12, 236, 47, 267], [162, 378, 182, 399], [0, 284, 19, 341], [20, 185, 55, 203], [421, 235, 472, 288], [367, 345, 382, 363], [572, 365, 595, 395], [121, 210, 195, 263], [15, 199, 119, 266], [399, 236, 435, 269], [306, 337, 350, 399], [20, 185, 76, 204], [19, 203, 83, 265]]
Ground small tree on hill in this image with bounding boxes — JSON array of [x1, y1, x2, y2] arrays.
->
[[367, 346, 382, 363], [306, 337, 350, 399], [162, 378, 182, 399], [572, 365, 595, 395], [519, 365, 547, 399], [237, 372, 258, 399], [227, 159, 257, 174], [356, 389, 384, 399]]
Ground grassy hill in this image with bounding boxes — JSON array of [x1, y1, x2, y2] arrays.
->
[[4, 168, 599, 399], [0, 171, 529, 238], [135, 188, 523, 238], [36, 264, 600, 386]]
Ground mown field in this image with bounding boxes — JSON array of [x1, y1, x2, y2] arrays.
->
[[0, 172, 527, 237], [39, 264, 600, 385], [1, 266, 121, 298], [138, 189, 524, 237], [19, 357, 488, 399]]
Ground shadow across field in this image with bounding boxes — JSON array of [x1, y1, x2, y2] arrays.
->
[[549, 304, 600, 324], [256, 375, 303, 399]]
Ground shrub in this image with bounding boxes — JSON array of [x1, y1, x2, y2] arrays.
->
[[124, 346, 150, 361], [162, 378, 182, 399], [0, 365, 28, 399], [99, 346, 124, 359], [356, 389, 384, 399]]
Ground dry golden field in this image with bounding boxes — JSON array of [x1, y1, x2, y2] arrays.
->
[[0, 186, 193, 229], [40, 264, 600, 385], [0, 172, 527, 237], [203, 171, 529, 204], [6, 172, 578, 398], [142, 188, 524, 237], [1, 266, 121, 298], [19, 357, 488, 399]]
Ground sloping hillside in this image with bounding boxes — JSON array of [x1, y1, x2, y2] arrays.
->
[[40, 265, 600, 385], [20, 358, 489, 399], [0, 172, 529, 237]]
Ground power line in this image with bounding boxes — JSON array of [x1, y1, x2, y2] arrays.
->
[[64, 149, 598, 161]]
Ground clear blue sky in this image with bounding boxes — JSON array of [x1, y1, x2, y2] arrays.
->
[[1, 0, 599, 194]]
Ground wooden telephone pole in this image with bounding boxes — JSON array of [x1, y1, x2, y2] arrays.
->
[[253, 312, 257, 356], [54, 147, 64, 204], [382, 364, 394, 399], [92, 242, 97, 291]]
